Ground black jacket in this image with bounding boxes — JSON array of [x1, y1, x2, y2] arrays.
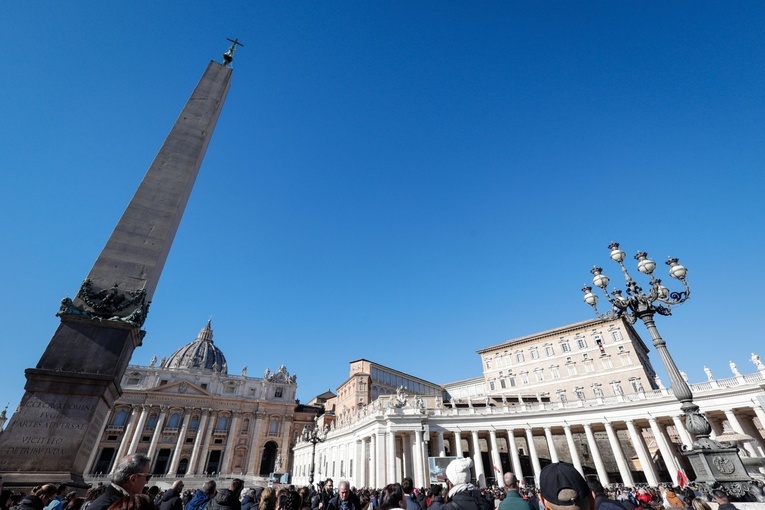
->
[[160, 489, 184, 510], [15, 495, 45, 510], [444, 490, 491, 510], [207, 490, 242, 510], [89, 485, 129, 510]]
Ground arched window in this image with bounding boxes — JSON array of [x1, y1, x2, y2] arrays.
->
[[113, 410, 128, 427], [216, 415, 228, 431], [189, 415, 200, 431], [167, 412, 181, 429], [146, 414, 158, 430], [269, 418, 279, 436]]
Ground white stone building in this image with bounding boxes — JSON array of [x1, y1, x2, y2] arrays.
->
[[291, 317, 765, 488]]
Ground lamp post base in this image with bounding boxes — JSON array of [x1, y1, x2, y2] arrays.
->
[[682, 445, 764, 501]]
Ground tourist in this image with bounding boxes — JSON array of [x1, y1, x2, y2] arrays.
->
[[184, 481, 217, 510], [428, 487, 444, 510], [379, 485, 405, 510], [712, 491, 738, 510], [537, 463, 593, 510], [106, 495, 154, 510], [441, 457, 490, 510], [587, 480, 626, 510], [498, 474, 525, 510], [400, 480, 419, 510], [16, 485, 57, 510], [327, 482, 360, 510], [159, 482, 184, 510], [88, 454, 152, 510], [207, 479, 244, 510], [241, 491, 257, 510], [260, 488, 277, 510]]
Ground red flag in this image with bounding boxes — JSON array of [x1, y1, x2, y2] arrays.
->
[[677, 470, 688, 487]]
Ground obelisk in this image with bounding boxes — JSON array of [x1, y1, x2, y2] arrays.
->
[[0, 42, 238, 486]]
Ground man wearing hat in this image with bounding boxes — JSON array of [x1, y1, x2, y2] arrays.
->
[[538, 463, 594, 510], [443, 458, 491, 510]]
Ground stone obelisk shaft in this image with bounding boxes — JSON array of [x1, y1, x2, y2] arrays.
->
[[0, 60, 232, 486]]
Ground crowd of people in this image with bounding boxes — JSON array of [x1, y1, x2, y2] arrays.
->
[[1, 454, 762, 510]]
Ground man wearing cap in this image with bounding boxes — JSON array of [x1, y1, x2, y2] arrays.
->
[[443, 458, 491, 510], [537, 463, 594, 510], [499, 473, 527, 510]]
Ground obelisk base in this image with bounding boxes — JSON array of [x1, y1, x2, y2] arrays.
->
[[0, 317, 141, 487]]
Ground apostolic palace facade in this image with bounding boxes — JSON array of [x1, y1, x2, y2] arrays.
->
[[292, 317, 765, 489]]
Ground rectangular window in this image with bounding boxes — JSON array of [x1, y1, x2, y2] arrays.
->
[[545, 346, 554, 356], [500, 379, 507, 389], [275, 387, 283, 398], [551, 366, 560, 379], [535, 370, 544, 382], [612, 330, 623, 341], [509, 376, 516, 387], [577, 338, 587, 349], [567, 365, 577, 376], [601, 358, 613, 370], [621, 355, 633, 366], [584, 363, 595, 373], [516, 353, 525, 363], [521, 373, 530, 384], [489, 381, 495, 391], [127, 378, 140, 385], [561, 342, 571, 353], [530, 348, 539, 360]]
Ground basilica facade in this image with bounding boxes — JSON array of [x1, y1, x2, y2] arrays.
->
[[86, 321, 320, 483], [291, 317, 765, 488]]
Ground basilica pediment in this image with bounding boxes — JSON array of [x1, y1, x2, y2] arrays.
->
[[147, 379, 212, 396]]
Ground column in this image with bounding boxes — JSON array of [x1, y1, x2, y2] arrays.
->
[[604, 421, 634, 486], [414, 429, 425, 487], [625, 420, 659, 486], [648, 417, 679, 485], [245, 410, 265, 476], [198, 411, 216, 475], [525, 428, 541, 484], [355, 439, 364, 486], [507, 429, 523, 480], [471, 431, 486, 487], [190, 409, 211, 475], [380, 430, 396, 487], [147, 406, 168, 459], [222, 412, 240, 474], [401, 433, 410, 478], [544, 427, 559, 463], [86, 413, 111, 474], [671, 415, 694, 449], [436, 431, 446, 457], [114, 405, 139, 464], [128, 405, 150, 454], [489, 430, 503, 482], [563, 425, 584, 476], [583, 423, 609, 484], [377, 430, 387, 487], [167, 412, 192, 476], [369, 435, 376, 488], [724, 409, 759, 457], [454, 431, 464, 457]]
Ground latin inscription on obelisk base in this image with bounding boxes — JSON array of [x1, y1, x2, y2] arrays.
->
[[0, 57, 233, 486]]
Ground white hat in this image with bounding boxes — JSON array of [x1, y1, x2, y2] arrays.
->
[[445, 457, 473, 485]]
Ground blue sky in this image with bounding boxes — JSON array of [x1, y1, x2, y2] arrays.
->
[[2, 2, 764, 420]]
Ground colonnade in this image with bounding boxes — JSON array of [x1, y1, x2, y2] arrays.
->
[[292, 402, 765, 489]]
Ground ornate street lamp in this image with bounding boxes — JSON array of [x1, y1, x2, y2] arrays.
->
[[582, 243, 757, 498], [301, 415, 327, 486]]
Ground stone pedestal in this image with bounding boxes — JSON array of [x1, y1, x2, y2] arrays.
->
[[0, 318, 140, 486]]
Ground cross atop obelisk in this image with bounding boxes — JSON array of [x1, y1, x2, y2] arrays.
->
[[0, 42, 237, 487]]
